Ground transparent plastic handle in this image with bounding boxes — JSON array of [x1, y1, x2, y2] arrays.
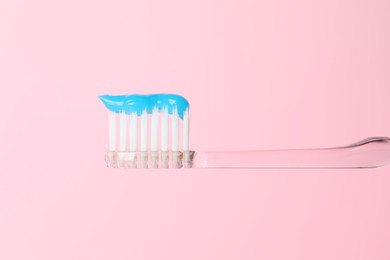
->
[[194, 137, 390, 168]]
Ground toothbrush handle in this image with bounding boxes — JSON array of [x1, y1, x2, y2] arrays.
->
[[194, 137, 390, 168]]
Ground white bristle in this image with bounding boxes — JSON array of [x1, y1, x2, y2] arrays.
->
[[109, 112, 116, 151], [119, 111, 127, 151], [140, 109, 148, 151], [171, 108, 179, 151], [183, 109, 189, 151], [129, 112, 138, 151], [161, 107, 169, 151], [106, 102, 190, 168], [151, 107, 159, 151]]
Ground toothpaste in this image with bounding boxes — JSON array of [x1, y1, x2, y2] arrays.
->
[[98, 94, 189, 119]]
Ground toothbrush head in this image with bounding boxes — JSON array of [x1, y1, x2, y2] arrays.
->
[[99, 94, 194, 169]]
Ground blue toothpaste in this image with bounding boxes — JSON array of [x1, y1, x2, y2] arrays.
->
[[98, 94, 189, 119]]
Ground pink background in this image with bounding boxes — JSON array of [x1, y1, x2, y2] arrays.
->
[[1, 0, 390, 259]]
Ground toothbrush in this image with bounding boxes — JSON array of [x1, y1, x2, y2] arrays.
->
[[99, 94, 390, 169]]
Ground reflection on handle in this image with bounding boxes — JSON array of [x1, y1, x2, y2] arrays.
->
[[195, 137, 390, 168]]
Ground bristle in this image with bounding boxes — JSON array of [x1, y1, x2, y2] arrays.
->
[[150, 107, 159, 168], [117, 111, 127, 167], [108, 111, 117, 167], [129, 112, 138, 151], [104, 95, 192, 169], [140, 109, 148, 151], [128, 112, 138, 168], [171, 108, 181, 168], [151, 107, 159, 152], [140, 110, 148, 168], [171, 107, 179, 151], [119, 111, 127, 151], [161, 107, 169, 151], [161, 107, 169, 168], [109, 112, 116, 151], [183, 109, 189, 151]]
